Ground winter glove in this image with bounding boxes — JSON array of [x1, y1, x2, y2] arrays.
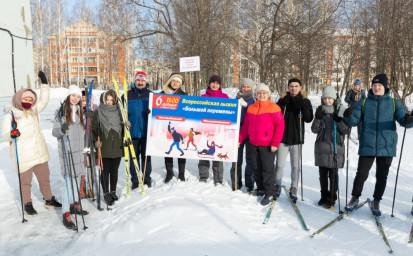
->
[[333, 113, 342, 122], [239, 98, 248, 107], [146, 108, 151, 115], [124, 120, 131, 128], [315, 107, 323, 120], [343, 108, 351, 118], [61, 123, 69, 134], [38, 71, 48, 84], [84, 111, 93, 118], [404, 113, 413, 125], [95, 141, 102, 149]]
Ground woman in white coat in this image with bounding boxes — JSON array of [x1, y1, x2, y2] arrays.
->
[[1, 71, 61, 216]]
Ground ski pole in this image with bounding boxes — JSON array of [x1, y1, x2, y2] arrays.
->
[[97, 136, 110, 211], [299, 110, 304, 201], [391, 127, 406, 217], [346, 129, 350, 205], [143, 155, 148, 187], [10, 111, 27, 223], [66, 135, 88, 230], [234, 162, 238, 191]]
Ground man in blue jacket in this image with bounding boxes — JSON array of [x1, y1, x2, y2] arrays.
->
[[343, 73, 413, 216], [127, 71, 152, 189]]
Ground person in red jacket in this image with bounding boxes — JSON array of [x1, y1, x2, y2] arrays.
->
[[239, 83, 285, 206]]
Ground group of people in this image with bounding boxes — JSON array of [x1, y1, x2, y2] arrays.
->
[[2, 70, 413, 230]]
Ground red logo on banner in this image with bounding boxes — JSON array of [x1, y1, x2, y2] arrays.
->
[[153, 95, 180, 110], [201, 119, 231, 125]]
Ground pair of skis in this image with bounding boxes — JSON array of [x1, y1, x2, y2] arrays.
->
[[312, 198, 394, 253], [262, 186, 309, 231], [112, 76, 145, 196]]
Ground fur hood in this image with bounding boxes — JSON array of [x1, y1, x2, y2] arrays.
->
[[163, 74, 184, 94], [280, 90, 308, 99]]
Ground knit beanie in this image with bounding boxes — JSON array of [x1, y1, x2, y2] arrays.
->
[[239, 78, 256, 91], [322, 86, 337, 100], [12, 88, 37, 111], [208, 75, 222, 86], [353, 78, 361, 87], [372, 73, 388, 88], [288, 78, 302, 86], [255, 83, 271, 96], [67, 85, 82, 97], [135, 71, 148, 81]]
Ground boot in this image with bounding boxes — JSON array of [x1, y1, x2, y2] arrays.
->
[[63, 212, 76, 230], [345, 196, 359, 211], [260, 195, 273, 206], [164, 170, 174, 183], [250, 189, 265, 197], [289, 187, 298, 201], [178, 171, 185, 182], [110, 191, 119, 201], [131, 182, 139, 190], [81, 187, 86, 199], [318, 197, 331, 209], [104, 193, 114, 206], [371, 199, 381, 216], [44, 196, 62, 209], [24, 202, 37, 216], [273, 185, 281, 198], [87, 189, 94, 198], [180, 151, 184, 156], [70, 202, 89, 215]]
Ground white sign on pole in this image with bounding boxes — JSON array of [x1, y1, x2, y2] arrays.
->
[[179, 56, 200, 72]]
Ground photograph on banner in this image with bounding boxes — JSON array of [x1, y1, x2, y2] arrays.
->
[[146, 93, 241, 162]]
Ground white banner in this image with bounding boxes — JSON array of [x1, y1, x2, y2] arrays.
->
[[179, 56, 200, 72]]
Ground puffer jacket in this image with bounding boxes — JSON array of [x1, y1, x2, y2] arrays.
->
[[344, 89, 413, 157], [1, 84, 50, 173], [126, 87, 151, 139], [276, 91, 313, 145], [201, 88, 229, 98], [52, 104, 86, 176], [311, 105, 348, 168], [239, 99, 285, 147]]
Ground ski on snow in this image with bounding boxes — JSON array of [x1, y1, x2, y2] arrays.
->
[[282, 185, 309, 231], [263, 198, 278, 224], [311, 199, 368, 237], [367, 198, 394, 253]]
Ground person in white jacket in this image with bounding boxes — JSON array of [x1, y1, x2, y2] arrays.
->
[[1, 71, 61, 216]]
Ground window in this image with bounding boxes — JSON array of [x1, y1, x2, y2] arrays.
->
[[88, 67, 97, 72]]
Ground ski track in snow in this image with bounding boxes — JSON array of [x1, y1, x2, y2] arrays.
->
[[0, 89, 412, 255]]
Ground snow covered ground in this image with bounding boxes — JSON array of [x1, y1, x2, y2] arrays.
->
[[1, 88, 413, 256]]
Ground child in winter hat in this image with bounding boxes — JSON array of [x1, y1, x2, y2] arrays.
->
[[371, 73, 388, 88], [67, 85, 82, 97], [311, 86, 348, 209]]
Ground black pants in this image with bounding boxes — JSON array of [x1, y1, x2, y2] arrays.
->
[[352, 156, 393, 201], [101, 157, 121, 193], [165, 157, 186, 173], [250, 144, 276, 196], [230, 137, 254, 190], [319, 167, 338, 200]]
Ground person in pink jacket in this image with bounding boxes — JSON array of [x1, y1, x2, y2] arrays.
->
[[198, 75, 229, 185], [239, 83, 285, 206]]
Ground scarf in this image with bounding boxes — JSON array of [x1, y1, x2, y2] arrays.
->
[[321, 104, 334, 114], [237, 90, 254, 101], [97, 103, 122, 139]]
